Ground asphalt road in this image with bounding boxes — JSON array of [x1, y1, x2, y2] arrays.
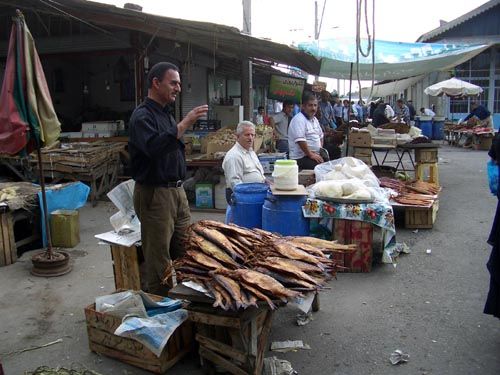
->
[[1, 145, 499, 375]]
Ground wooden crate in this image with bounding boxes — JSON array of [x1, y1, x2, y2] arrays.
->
[[333, 220, 373, 272], [353, 146, 372, 157], [0, 210, 16, 266], [110, 244, 141, 291], [405, 200, 439, 229], [349, 132, 372, 147], [84, 293, 193, 374], [415, 148, 438, 163]]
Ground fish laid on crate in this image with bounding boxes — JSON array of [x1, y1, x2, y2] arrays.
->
[[168, 221, 352, 311]]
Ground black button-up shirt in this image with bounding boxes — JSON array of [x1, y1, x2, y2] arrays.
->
[[128, 97, 185, 186]]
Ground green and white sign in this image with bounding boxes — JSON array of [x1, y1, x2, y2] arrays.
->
[[268, 75, 305, 104]]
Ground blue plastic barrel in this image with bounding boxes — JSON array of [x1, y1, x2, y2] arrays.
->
[[262, 192, 309, 236], [432, 117, 445, 140], [419, 116, 433, 138], [231, 183, 268, 229]]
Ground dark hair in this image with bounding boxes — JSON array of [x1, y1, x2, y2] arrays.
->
[[283, 100, 294, 107], [258, 106, 264, 111], [301, 90, 317, 104], [147, 62, 179, 89], [396, 99, 404, 104]]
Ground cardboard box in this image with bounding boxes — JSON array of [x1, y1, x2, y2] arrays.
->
[[258, 153, 287, 174], [51, 209, 80, 248], [298, 170, 316, 186], [84, 293, 193, 374], [349, 131, 372, 147], [195, 183, 214, 208], [82, 131, 117, 138], [82, 120, 124, 132], [333, 219, 373, 272], [353, 147, 372, 157]]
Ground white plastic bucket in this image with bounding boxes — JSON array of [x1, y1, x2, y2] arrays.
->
[[272, 160, 298, 190]]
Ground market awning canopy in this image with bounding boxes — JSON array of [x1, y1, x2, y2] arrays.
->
[[360, 75, 425, 98], [424, 77, 483, 97], [298, 38, 490, 80]]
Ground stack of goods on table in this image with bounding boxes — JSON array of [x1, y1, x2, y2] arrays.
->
[[379, 177, 440, 228], [170, 220, 355, 310]]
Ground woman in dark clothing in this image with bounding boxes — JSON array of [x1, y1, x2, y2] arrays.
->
[[372, 103, 390, 127], [485, 132, 500, 319]]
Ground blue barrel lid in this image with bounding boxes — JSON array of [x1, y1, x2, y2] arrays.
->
[[233, 182, 268, 194]]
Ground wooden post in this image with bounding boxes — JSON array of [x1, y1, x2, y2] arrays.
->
[[241, 59, 253, 121]]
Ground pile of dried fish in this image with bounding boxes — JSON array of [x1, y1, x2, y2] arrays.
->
[[379, 177, 439, 206], [171, 220, 355, 311]]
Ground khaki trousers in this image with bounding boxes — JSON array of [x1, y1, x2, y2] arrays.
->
[[133, 183, 190, 296]]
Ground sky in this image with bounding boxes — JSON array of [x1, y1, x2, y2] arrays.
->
[[97, 0, 489, 92]]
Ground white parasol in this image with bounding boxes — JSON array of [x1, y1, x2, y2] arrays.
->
[[424, 77, 483, 97]]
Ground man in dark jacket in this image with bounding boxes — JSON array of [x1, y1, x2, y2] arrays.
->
[[129, 62, 208, 295], [372, 103, 390, 127]]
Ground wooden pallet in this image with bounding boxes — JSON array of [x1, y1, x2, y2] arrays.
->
[[84, 293, 193, 374]]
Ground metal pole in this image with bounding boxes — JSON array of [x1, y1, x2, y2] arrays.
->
[[346, 62, 354, 156], [36, 146, 52, 256]]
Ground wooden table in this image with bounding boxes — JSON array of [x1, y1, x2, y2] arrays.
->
[[169, 284, 275, 375]]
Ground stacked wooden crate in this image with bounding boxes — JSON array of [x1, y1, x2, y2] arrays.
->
[[31, 142, 125, 204]]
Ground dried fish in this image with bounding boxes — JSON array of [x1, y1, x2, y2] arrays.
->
[[185, 250, 225, 270], [191, 234, 239, 268], [272, 241, 320, 265], [193, 224, 244, 261], [212, 272, 245, 309], [240, 282, 276, 310]]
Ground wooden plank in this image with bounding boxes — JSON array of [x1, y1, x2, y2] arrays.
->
[[196, 334, 247, 364], [199, 346, 248, 375], [255, 310, 274, 375], [6, 213, 16, 264], [1, 213, 12, 265], [110, 245, 141, 290], [89, 341, 163, 374], [188, 311, 241, 329], [0, 213, 6, 266]]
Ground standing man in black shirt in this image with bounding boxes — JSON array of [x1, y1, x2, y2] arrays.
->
[[129, 62, 208, 295]]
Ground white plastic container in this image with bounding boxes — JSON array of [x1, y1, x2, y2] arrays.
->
[[272, 160, 298, 190], [214, 181, 227, 210]]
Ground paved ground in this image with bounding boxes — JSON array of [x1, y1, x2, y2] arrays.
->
[[1, 144, 499, 375]]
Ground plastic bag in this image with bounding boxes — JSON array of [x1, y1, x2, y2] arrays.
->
[[314, 157, 379, 187], [487, 159, 499, 195]]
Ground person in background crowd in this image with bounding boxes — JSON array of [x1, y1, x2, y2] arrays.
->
[[288, 91, 324, 170], [463, 102, 493, 128], [222, 121, 265, 201], [372, 102, 391, 127], [420, 107, 436, 117], [318, 90, 335, 129], [485, 133, 500, 319], [355, 100, 365, 123], [384, 102, 395, 119], [394, 99, 411, 124], [368, 101, 378, 119], [269, 100, 294, 153], [254, 106, 270, 125], [333, 96, 344, 126], [342, 99, 358, 123], [407, 99, 416, 121], [129, 62, 208, 295]]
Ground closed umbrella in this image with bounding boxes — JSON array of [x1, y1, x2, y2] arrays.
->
[[424, 77, 483, 97], [0, 10, 68, 275]]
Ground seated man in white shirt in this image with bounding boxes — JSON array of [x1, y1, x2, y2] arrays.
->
[[420, 107, 436, 117], [222, 121, 266, 204], [288, 91, 325, 170]]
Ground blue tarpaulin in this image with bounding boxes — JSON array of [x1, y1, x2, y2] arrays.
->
[[298, 38, 489, 80], [38, 182, 90, 247]]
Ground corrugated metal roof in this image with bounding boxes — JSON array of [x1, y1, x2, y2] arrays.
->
[[9, 0, 320, 74], [417, 0, 500, 42]]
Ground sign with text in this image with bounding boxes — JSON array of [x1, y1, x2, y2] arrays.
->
[[268, 75, 305, 104]]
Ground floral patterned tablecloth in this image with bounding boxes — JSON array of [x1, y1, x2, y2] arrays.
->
[[302, 198, 396, 263]]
